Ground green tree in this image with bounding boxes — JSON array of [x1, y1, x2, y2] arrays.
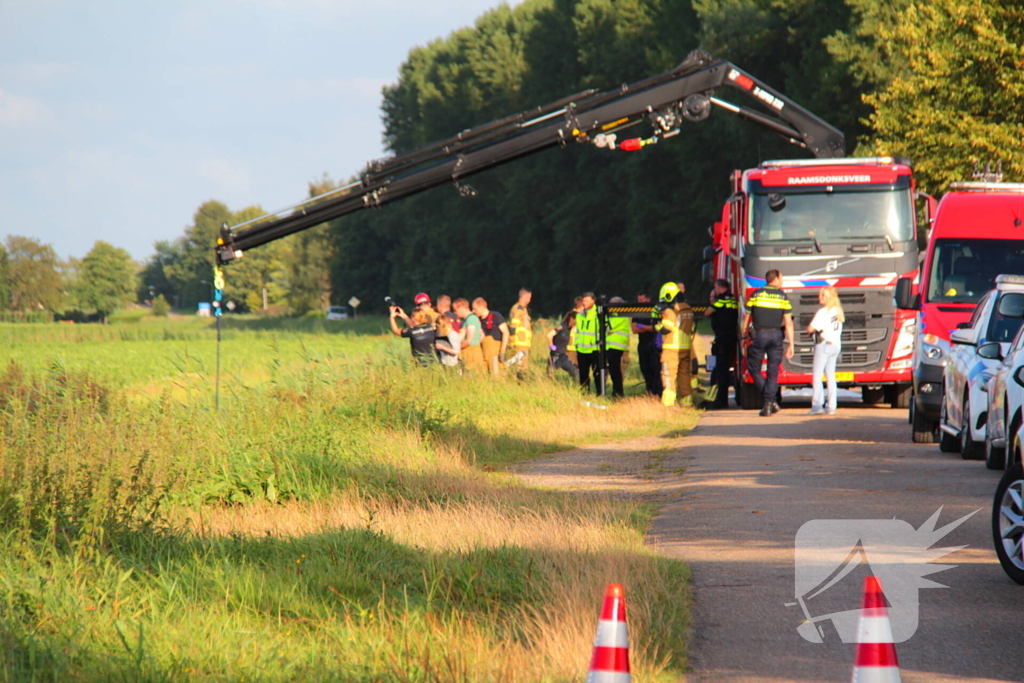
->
[[0, 243, 10, 311], [856, 0, 1024, 190], [4, 235, 63, 312], [151, 294, 170, 317], [75, 241, 136, 322]]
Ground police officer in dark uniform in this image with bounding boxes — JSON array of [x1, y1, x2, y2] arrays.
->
[[741, 269, 795, 416], [631, 292, 663, 396], [705, 279, 738, 409]]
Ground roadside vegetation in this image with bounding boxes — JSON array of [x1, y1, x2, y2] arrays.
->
[[0, 315, 696, 682]]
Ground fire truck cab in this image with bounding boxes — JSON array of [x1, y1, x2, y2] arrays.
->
[[706, 157, 919, 409]]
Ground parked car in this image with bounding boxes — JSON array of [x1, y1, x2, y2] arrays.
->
[[941, 277, 1024, 459], [326, 306, 349, 321], [984, 319, 1024, 472], [896, 180, 1024, 443], [993, 458, 1024, 584]]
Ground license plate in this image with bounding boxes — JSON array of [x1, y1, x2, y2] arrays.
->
[[834, 372, 854, 382]]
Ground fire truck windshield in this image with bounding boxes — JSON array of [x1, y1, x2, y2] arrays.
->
[[749, 188, 914, 245], [926, 239, 1024, 304]]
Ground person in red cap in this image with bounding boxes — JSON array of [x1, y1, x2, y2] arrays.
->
[[413, 292, 439, 326]]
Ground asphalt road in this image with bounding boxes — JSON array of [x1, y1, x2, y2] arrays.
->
[[649, 395, 1024, 683]]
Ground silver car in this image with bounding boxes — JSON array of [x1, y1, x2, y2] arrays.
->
[[941, 279, 1024, 459]]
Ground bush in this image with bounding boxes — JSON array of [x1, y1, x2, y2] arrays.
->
[[152, 294, 170, 317]]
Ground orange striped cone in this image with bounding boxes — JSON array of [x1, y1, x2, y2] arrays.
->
[[586, 583, 631, 683], [851, 577, 902, 683]]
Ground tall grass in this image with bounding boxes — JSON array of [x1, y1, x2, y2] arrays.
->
[[0, 336, 695, 682]]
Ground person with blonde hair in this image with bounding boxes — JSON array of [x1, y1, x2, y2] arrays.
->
[[807, 286, 845, 415]]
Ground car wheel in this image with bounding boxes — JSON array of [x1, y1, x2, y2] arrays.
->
[[986, 436, 1007, 470], [912, 399, 938, 444], [938, 400, 959, 452], [961, 398, 984, 460], [992, 460, 1024, 585]]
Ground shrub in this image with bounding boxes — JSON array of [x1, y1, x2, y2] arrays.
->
[[151, 294, 170, 317]]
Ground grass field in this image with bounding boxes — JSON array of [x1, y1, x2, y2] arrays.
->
[[0, 315, 696, 682]]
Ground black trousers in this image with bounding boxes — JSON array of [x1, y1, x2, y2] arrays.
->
[[746, 329, 784, 403], [605, 349, 624, 397], [578, 352, 600, 393], [711, 341, 736, 406], [550, 352, 578, 380], [638, 343, 663, 396]]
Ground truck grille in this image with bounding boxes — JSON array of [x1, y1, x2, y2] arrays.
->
[[791, 351, 882, 368], [796, 328, 887, 345], [799, 293, 866, 306]]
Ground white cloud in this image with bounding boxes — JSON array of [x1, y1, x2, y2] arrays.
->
[[0, 88, 54, 126]]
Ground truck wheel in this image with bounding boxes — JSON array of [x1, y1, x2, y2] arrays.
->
[[739, 383, 762, 410], [992, 460, 1024, 585], [961, 399, 984, 460], [912, 400, 937, 444], [887, 384, 912, 409], [862, 387, 885, 405]]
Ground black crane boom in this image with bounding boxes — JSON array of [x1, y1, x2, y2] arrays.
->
[[216, 50, 844, 265]]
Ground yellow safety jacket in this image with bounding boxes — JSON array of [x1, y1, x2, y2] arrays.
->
[[568, 326, 577, 352], [606, 315, 630, 351], [508, 303, 533, 348], [575, 308, 599, 353], [658, 303, 694, 351]]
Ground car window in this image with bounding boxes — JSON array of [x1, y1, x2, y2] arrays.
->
[[968, 292, 993, 329], [1011, 323, 1024, 353], [991, 293, 1024, 343]]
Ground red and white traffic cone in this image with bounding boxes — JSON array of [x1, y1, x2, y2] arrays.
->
[[586, 583, 631, 683], [851, 576, 902, 683]]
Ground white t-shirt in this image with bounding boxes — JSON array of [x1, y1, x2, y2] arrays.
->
[[438, 330, 461, 366], [810, 305, 843, 345]]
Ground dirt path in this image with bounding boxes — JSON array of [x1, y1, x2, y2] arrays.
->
[[513, 399, 1024, 683]]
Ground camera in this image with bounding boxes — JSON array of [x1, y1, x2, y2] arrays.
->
[[384, 296, 397, 308]]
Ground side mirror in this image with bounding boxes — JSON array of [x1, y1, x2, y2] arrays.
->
[[977, 342, 1003, 360], [956, 322, 972, 329], [702, 245, 715, 262], [895, 277, 918, 310], [950, 329, 976, 346], [702, 263, 713, 284]]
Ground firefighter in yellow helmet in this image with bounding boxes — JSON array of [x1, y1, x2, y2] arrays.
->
[[656, 281, 694, 406]]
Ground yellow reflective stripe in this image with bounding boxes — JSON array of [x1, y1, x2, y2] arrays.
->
[[748, 297, 791, 310]]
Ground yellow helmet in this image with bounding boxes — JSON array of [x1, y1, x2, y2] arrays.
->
[[659, 281, 680, 303]]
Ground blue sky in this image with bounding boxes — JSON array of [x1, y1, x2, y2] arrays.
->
[[0, 0, 513, 261]]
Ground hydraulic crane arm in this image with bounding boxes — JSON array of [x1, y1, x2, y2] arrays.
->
[[216, 50, 844, 265]]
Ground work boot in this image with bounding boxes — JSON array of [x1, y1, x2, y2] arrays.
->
[[759, 401, 773, 417], [769, 401, 781, 415]]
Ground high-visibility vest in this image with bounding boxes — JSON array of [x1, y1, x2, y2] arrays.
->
[[575, 308, 599, 353], [606, 315, 630, 351], [568, 326, 576, 352], [658, 304, 693, 350], [508, 304, 533, 348]]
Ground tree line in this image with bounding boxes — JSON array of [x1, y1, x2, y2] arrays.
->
[[0, 236, 135, 322]]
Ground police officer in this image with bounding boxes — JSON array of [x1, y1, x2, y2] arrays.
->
[[656, 282, 694, 407], [741, 269, 795, 416], [631, 292, 663, 397], [508, 288, 533, 372], [705, 279, 738, 409], [575, 292, 600, 392]]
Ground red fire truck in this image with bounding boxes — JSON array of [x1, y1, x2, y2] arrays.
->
[[704, 157, 920, 409]]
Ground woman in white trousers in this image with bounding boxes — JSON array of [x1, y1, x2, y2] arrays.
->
[[807, 286, 844, 415]]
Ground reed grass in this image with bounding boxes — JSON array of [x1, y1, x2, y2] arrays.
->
[[0, 317, 696, 682]]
